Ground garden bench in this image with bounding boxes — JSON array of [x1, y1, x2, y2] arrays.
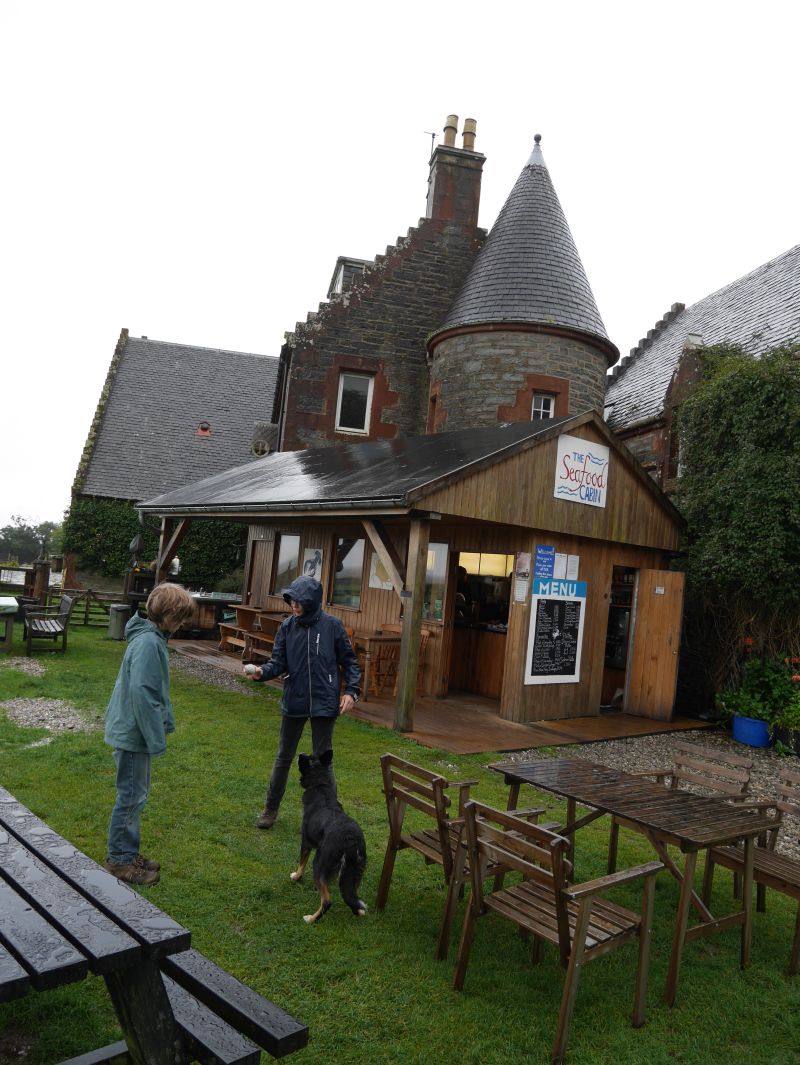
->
[[23, 593, 75, 655], [702, 764, 800, 974], [607, 739, 754, 872], [0, 786, 308, 1064]]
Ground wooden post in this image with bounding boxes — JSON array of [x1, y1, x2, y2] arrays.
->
[[394, 518, 430, 732], [104, 959, 190, 1064], [155, 518, 191, 585], [32, 560, 50, 604]]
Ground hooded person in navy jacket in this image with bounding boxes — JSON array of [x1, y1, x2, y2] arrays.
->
[[245, 575, 360, 829]]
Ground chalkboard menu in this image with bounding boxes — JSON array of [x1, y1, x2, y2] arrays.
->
[[530, 598, 582, 676], [524, 583, 587, 686]]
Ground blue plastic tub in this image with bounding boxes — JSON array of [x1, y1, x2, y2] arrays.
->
[[732, 714, 772, 748]]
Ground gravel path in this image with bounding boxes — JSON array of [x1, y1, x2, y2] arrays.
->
[[503, 729, 800, 860], [170, 653, 258, 695], [0, 698, 98, 734]]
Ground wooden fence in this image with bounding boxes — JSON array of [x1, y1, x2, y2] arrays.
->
[[44, 589, 122, 627]]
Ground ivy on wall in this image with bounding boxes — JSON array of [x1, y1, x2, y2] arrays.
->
[[63, 497, 247, 588], [674, 343, 800, 684]]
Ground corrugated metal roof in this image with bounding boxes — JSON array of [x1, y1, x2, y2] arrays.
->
[[139, 417, 575, 515], [606, 243, 800, 430]]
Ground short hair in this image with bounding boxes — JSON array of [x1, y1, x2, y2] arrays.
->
[[146, 583, 195, 631]]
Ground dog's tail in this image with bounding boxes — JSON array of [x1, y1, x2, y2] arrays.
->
[[339, 830, 368, 917]]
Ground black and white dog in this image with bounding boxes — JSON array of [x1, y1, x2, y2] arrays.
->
[[290, 750, 368, 924]]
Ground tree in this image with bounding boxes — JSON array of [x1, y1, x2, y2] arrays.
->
[[0, 515, 64, 564], [674, 343, 800, 688]]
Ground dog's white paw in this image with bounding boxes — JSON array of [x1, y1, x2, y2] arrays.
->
[[356, 907, 367, 917], [303, 914, 316, 924], [289, 871, 302, 882]]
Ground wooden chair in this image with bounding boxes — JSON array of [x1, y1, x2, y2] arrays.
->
[[607, 739, 753, 872], [23, 595, 75, 655], [702, 764, 800, 974], [376, 754, 546, 960], [453, 801, 663, 1065]]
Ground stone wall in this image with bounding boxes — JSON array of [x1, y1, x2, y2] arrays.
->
[[429, 330, 609, 431], [280, 216, 485, 450]]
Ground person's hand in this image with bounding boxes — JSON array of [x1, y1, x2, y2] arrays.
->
[[339, 693, 355, 715], [243, 665, 263, 680]]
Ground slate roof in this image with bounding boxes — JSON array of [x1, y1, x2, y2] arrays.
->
[[78, 334, 279, 502], [431, 136, 615, 356], [606, 243, 800, 431], [139, 416, 578, 515]]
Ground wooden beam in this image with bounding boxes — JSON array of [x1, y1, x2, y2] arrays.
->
[[394, 518, 429, 732], [361, 519, 405, 597], [155, 519, 191, 585]]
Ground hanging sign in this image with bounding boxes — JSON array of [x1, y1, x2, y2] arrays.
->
[[524, 578, 587, 685], [554, 435, 609, 508]]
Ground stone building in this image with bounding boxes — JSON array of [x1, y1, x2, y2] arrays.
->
[[272, 118, 616, 451], [605, 243, 800, 488]]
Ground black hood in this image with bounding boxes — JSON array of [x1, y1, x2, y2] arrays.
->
[[283, 575, 323, 625]]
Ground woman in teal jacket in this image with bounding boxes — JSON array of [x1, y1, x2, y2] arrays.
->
[[104, 583, 195, 886]]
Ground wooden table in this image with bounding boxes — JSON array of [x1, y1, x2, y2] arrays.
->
[[0, 596, 16, 652], [353, 632, 401, 701], [489, 758, 776, 1006], [0, 787, 308, 1063]]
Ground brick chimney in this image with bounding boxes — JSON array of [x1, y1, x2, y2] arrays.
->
[[425, 114, 485, 228]]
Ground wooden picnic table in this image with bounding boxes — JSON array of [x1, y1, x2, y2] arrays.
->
[[489, 758, 776, 1007], [353, 631, 402, 701], [0, 596, 16, 653], [0, 786, 308, 1064]]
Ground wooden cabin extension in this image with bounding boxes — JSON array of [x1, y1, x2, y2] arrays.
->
[[139, 412, 685, 732]]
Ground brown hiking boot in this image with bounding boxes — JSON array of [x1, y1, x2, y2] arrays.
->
[[104, 859, 160, 886], [256, 806, 278, 829], [135, 854, 161, 872]]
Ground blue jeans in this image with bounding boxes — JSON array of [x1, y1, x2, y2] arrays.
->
[[266, 715, 336, 810], [108, 749, 151, 865]]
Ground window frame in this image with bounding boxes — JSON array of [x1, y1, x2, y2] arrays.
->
[[335, 371, 374, 435], [531, 392, 555, 419], [270, 533, 301, 595], [329, 536, 366, 610]]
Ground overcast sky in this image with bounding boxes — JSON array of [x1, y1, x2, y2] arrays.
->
[[2, 0, 798, 530]]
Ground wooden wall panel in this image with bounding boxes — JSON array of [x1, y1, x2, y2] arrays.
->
[[418, 425, 682, 552]]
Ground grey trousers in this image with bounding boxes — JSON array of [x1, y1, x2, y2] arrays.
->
[[265, 714, 337, 810]]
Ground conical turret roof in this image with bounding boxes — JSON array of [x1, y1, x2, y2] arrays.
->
[[430, 136, 616, 359]]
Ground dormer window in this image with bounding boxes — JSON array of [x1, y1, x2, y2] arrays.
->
[[195, 421, 212, 437], [335, 372, 374, 434]]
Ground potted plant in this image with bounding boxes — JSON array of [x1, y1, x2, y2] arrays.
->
[[721, 654, 796, 748], [773, 691, 800, 757], [722, 689, 774, 748]]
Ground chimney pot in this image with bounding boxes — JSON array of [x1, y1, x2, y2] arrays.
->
[[443, 114, 458, 147], [462, 118, 477, 151]]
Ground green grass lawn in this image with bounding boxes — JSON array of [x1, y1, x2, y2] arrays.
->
[[1, 625, 799, 1064]]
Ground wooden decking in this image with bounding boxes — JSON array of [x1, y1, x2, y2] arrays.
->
[[170, 640, 710, 755]]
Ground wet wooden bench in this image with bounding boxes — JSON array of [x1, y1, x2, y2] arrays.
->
[[23, 593, 75, 655], [0, 787, 308, 1064]]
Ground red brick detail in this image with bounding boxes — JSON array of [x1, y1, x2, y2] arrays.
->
[[291, 354, 400, 443], [426, 380, 447, 433], [497, 373, 570, 422]]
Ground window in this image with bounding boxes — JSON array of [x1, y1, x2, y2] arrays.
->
[[531, 393, 555, 419], [335, 372, 374, 434], [271, 534, 300, 594], [330, 537, 365, 608], [423, 543, 448, 621]]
